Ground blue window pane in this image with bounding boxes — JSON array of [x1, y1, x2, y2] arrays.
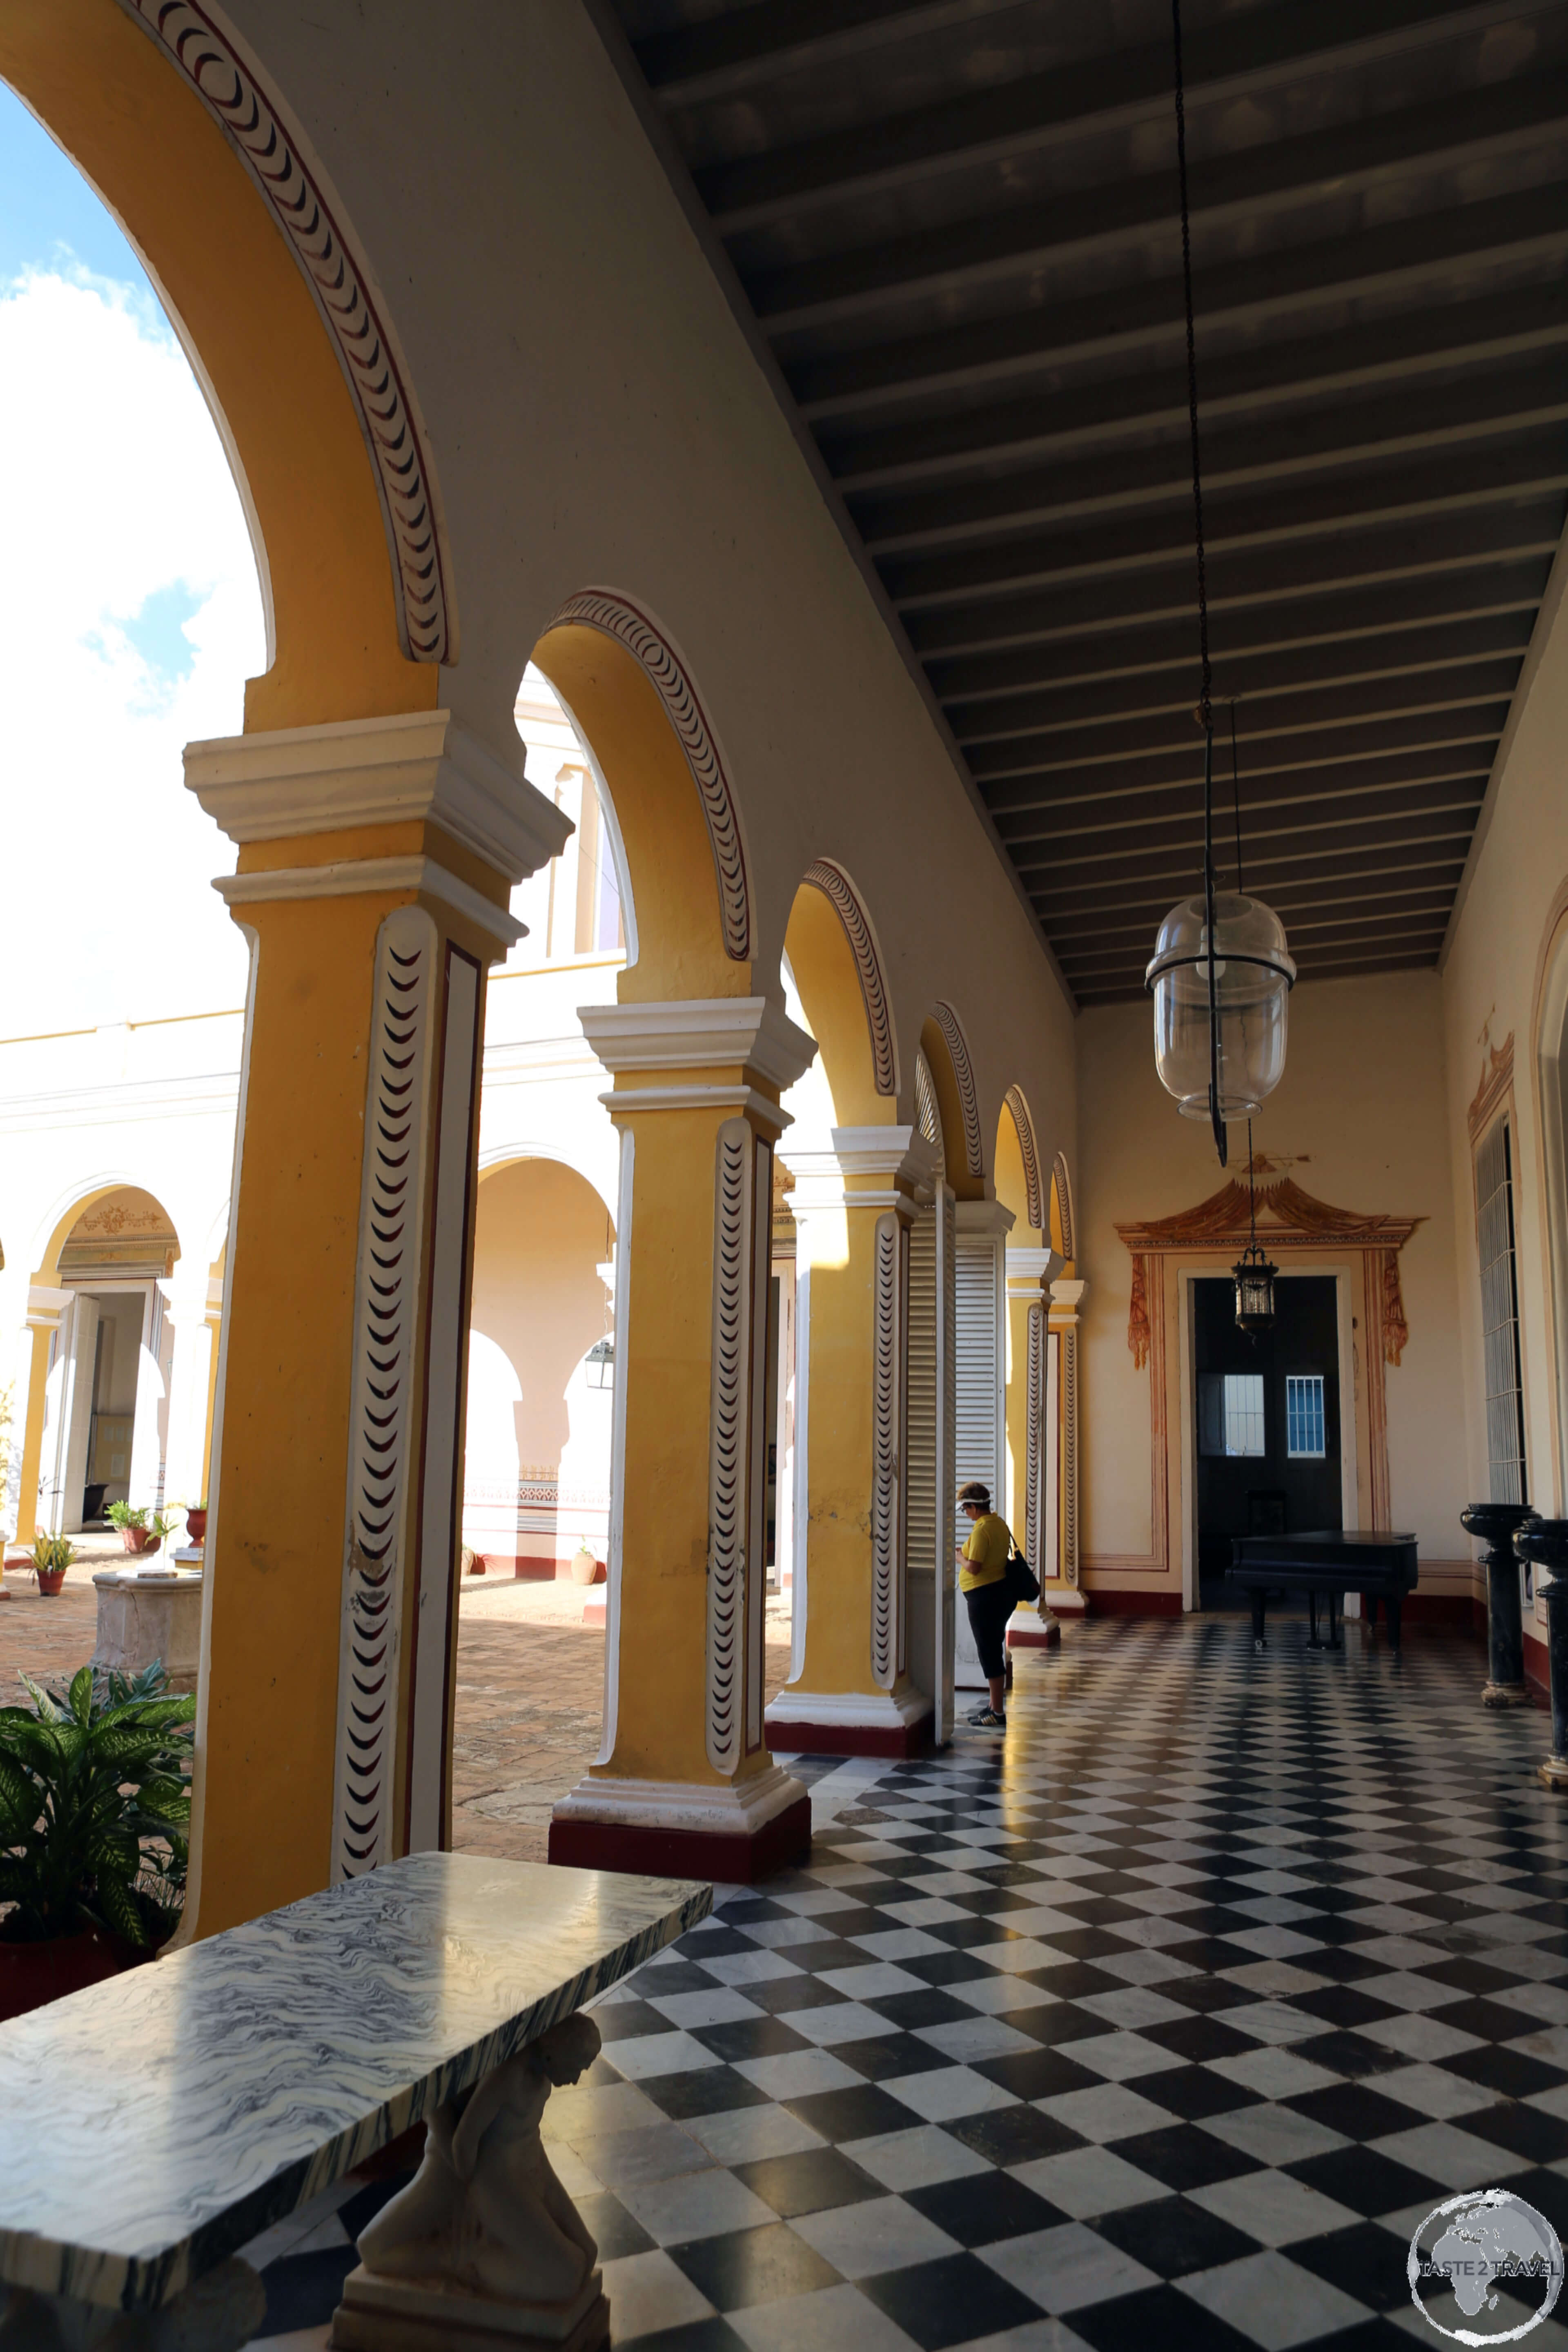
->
[[1286, 1375, 1325, 1459]]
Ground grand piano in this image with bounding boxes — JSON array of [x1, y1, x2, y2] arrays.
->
[[1229, 1530, 1419, 1652]]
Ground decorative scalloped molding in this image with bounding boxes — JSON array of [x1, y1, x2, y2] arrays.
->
[[1004, 1086, 1043, 1232], [1026, 1301, 1044, 1573], [1063, 1324, 1080, 1587], [804, 861, 897, 1098], [871, 1211, 903, 1690], [914, 1051, 944, 1152], [1051, 1151, 1076, 1260], [334, 906, 436, 1877], [706, 1118, 751, 1775], [933, 1003, 983, 1178], [551, 591, 750, 960], [120, 0, 450, 663]]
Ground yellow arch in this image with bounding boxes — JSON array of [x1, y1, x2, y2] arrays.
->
[[786, 880, 893, 1125], [534, 623, 751, 1002], [920, 1017, 987, 1200], [2, 0, 432, 730]]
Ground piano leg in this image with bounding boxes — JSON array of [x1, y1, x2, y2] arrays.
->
[[1251, 1595, 1266, 1653], [1364, 1591, 1379, 1632], [1386, 1594, 1402, 1652], [1329, 1590, 1341, 1649]]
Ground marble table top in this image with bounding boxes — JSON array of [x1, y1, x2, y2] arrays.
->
[[0, 1851, 709, 2312]]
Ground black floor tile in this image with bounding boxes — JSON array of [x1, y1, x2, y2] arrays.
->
[[947, 2103, 1087, 2165], [745, 1974, 848, 2017], [868, 1987, 980, 2032], [971, 2045, 1101, 2100], [903, 2169, 1066, 2245], [695, 2016, 813, 2064], [1464, 2100, 1568, 2165], [1292, 2028, 1407, 2081], [1286, 2142, 1450, 2217], [1288, 1982, 1401, 2030], [1095, 2192, 1258, 2279], [1437, 1994, 1553, 2043], [1445, 2042, 1568, 2100], [255, 2246, 358, 2338], [733, 2146, 883, 2219], [1141, 2013, 1258, 2065], [1285, 2081, 1423, 2143], [1069, 2280, 1260, 2352], [899, 1950, 1000, 1988], [780, 2083, 918, 2144], [1292, 2219, 1429, 2313], [857, 2252, 1042, 2350], [1156, 1975, 1264, 2017], [1138, 2064, 1262, 2122], [834, 2033, 956, 2084], [596, 1999, 674, 2042], [1111, 2123, 1254, 2192], [637, 2067, 772, 2120], [577, 2191, 656, 2261], [667, 2221, 842, 2310]]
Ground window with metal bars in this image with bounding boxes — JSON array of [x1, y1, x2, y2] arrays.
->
[[1475, 1116, 1528, 1507]]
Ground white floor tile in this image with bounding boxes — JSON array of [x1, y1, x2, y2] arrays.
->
[[684, 2105, 826, 2166], [730, 2281, 921, 2352], [914, 2017, 1040, 2063], [881, 2066, 1019, 2122], [1009, 2145, 1167, 2219], [1034, 2083, 1176, 2146], [604, 2029, 727, 2081], [840, 2124, 992, 2191], [1191, 2167, 1359, 2248], [792, 2194, 961, 2278], [601, 2248, 716, 2343], [733, 2048, 864, 2100], [649, 1987, 766, 2029], [1178, 2249, 1369, 2351], [618, 2166, 777, 2245], [1200, 2103, 1348, 2169], [981, 2221, 1159, 2314]]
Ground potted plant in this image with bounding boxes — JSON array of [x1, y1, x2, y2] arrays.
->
[[107, 1501, 151, 1554], [29, 1533, 76, 1597], [569, 1540, 603, 1587], [0, 1661, 193, 2021], [184, 1501, 207, 1544]]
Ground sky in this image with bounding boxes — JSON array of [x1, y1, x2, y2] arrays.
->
[[0, 81, 263, 1036]]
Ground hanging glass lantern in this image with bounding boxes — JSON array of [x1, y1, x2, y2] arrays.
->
[[1146, 890, 1296, 1126], [1233, 1240, 1278, 1336], [1152, 4, 1297, 1167]]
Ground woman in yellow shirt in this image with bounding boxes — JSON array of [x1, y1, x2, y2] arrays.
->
[[958, 1478, 1013, 1729]]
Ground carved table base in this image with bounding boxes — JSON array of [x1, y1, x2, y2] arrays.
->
[[1483, 1681, 1533, 1708], [330, 2013, 609, 2352], [332, 2263, 608, 2352]]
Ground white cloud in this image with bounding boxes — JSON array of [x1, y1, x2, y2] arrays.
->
[[1, 269, 264, 1033]]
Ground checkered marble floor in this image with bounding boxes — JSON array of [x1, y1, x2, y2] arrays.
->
[[247, 1617, 1568, 2350]]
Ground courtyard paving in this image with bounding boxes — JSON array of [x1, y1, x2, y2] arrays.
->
[[0, 1566, 794, 1864]]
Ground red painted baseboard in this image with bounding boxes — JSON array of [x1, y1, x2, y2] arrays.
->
[[1084, 1589, 1183, 1616], [1008, 1620, 1061, 1649], [770, 1711, 934, 1759], [548, 1791, 813, 1883], [1396, 1593, 1487, 1631]]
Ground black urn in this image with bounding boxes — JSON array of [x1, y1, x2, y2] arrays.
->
[[1462, 1501, 1537, 1706], [1514, 1517, 1568, 1786]]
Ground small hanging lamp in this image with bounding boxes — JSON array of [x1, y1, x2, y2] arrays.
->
[[1233, 1123, 1277, 1336], [1146, 0, 1294, 1169]]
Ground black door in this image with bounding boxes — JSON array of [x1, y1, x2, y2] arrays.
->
[[1195, 1276, 1341, 1608]]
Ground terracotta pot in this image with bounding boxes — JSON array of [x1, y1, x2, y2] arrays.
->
[[122, 1526, 151, 1554], [37, 1568, 66, 1597], [569, 1547, 604, 1587], [0, 1930, 126, 2023], [185, 1509, 207, 1542]]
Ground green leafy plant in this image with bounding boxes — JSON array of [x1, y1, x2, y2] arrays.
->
[[27, 1532, 76, 1575], [106, 1502, 148, 1533], [0, 1662, 194, 1947], [150, 1512, 176, 1541]]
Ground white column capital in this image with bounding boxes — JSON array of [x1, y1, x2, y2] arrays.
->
[[582, 999, 817, 1138], [956, 1198, 1015, 1238], [185, 708, 571, 884], [1049, 1276, 1088, 1323], [1007, 1245, 1062, 1297], [780, 1125, 940, 1214], [158, 1276, 214, 1328], [24, 1285, 71, 1331]]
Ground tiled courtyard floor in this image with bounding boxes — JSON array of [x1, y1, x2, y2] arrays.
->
[[247, 1613, 1568, 2352]]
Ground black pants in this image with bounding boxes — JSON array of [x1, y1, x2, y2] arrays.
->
[[965, 1577, 1012, 1679]]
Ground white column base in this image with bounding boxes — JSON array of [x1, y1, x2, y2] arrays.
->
[[764, 1682, 933, 1757]]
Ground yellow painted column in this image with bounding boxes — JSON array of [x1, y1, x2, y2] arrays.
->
[[1044, 1276, 1088, 1615], [1005, 1245, 1060, 1650], [178, 710, 569, 1939], [6, 1287, 71, 1546], [767, 1128, 941, 1755], [550, 1000, 818, 1880]]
